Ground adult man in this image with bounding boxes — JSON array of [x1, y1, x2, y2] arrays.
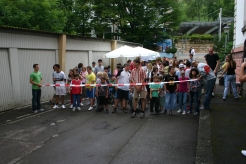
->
[[86, 66, 96, 111], [53, 64, 67, 109], [192, 61, 216, 110], [92, 62, 96, 72], [204, 47, 220, 96], [191, 47, 195, 56], [94, 59, 104, 76], [30, 64, 44, 113], [113, 63, 131, 114], [130, 58, 146, 118]]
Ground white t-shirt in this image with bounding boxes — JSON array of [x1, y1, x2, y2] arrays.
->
[[53, 71, 66, 84], [191, 49, 195, 55], [117, 70, 130, 91], [185, 68, 191, 78]]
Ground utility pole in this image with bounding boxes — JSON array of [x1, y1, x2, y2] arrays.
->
[[219, 8, 222, 41]]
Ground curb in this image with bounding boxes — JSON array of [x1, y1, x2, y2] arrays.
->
[[195, 110, 213, 164]]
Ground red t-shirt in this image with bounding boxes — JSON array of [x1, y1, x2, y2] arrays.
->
[[71, 79, 82, 94]]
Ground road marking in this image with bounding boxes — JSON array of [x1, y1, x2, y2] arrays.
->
[[16, 114, 32, 119]]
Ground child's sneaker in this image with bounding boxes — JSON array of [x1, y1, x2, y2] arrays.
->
[[140, 112, 145, 119], [80, 103, 84, 107], [70, 104, 73, 109], [177, 109, 182, 113], [88, 106, 93, 111], [187, 110, 192, 114], [77, 107, 81, 111], [61, 105, 66, 109], [182, 111, 186, 115], [194, 112, 199, 116], [131, 112, 136, 118], [72, 107, 76, 112], [53, 105, 59, 109]]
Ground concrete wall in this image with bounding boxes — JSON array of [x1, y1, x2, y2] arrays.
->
[[0, 27, 142, 111]]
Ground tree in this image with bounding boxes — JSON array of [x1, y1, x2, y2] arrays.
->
[[0, 0, 66, 33], [92, 0, 182, 47]]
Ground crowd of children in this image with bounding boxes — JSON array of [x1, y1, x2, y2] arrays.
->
[[51, 56, 206, 118]]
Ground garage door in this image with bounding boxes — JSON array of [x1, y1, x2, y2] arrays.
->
[[0, 49, 15, 111], [66, 51, 89, 75], [18, 49, 56, 106]]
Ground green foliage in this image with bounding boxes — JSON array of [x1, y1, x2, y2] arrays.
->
[[180, 0, 234, 21], [0, 0, 66, 33], [166, 47, 177, 54]]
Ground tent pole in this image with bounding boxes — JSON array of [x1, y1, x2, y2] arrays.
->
[[111, 40, 117, 73]]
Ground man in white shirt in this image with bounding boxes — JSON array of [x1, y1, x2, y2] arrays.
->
[[191, 47, 195, 56], [52, 64, 67, 109], [113, 63, 131, 114]]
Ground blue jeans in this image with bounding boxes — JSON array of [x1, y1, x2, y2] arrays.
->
[[203, 78, 216, 109], [73, 94, 81, 107], [178, 92, 187, 111], [223, 75, 238, 98], [32, 89, 41, 111], [189, 91, 199, 113], [165, 92, 177, 110]]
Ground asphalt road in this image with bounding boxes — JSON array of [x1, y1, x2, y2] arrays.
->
[[0, 103, 199, 164]]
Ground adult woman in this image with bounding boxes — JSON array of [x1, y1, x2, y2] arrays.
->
[[80, 67, 87, 103], [220, 55, 239, 101]]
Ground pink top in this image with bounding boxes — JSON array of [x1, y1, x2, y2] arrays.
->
[[178, 77, 189, 92], [80, 71, 87, 83], [113, 69, 118, 76]]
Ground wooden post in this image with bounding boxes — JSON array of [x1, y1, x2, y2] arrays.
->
[[58, 34, 66, 71], [111, 40, 117, 73]]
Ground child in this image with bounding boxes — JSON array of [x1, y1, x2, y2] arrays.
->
[[177, 70, 189, 115], [159, 76, 165, 114], [96, 72, 103, 84], [71, 74, 82, 111], [189, 68, 201, 115], [149, 75, 161, 115], [164, 66, 179, 116], [96, 77, 109, 113], [108, 75, 116, 99], [67, 69, 75, 109]]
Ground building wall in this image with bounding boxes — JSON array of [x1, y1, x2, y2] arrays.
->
[[0, 28, 142, 111]]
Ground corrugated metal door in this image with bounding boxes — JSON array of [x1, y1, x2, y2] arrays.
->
[[66, 51, 89, 75], [92, 51, 110, 67], [0, 49, 15, 111], [18, 49, 56, 106]]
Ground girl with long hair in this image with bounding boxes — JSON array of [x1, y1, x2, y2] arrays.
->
[[220, 55, 239, 101]]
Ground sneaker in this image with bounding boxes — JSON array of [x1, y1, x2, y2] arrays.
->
[[131, 112, 136, 118], [70, 104, 73, 109], [199, 105, 204, 110], [72, 107, 76, 112], [39, 108, 44, 112], [140, 112, 145, 119], [177, 109, 182, 113], [33, 110, 38, 113], [93, 103, 97, 107], [168, 110, 172, 116], [194, 112, 199, 116], [182, 111, 186, 115], [88, 106, 93, 111], [212, 92, 214, 97], [241, 150, 246, 156], [61, 105, 66, 109], [53, 105, 59, 109], [77, 107, 81, 111], [187, 110, 192, 114], [80, 103, 84, 107], [106, 109, 109, 114], [86, 102, 90, 106], [112, 108, 117, 114]]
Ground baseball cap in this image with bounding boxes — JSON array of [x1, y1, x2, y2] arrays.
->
[[179, 64, 185, 68]]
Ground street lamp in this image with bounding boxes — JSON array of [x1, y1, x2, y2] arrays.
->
[[224, 26, 230, 51]]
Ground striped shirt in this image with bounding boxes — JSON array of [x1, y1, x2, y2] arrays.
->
[[130, 67, 146, 90]]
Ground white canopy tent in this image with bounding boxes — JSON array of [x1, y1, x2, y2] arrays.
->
[[103, 45, 160, 60]]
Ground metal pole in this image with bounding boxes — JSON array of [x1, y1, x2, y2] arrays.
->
[[219, 8, 222, 41]]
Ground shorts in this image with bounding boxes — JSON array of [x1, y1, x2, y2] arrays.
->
[[98, 96, 108, 106], [56, 86, 66, 95], [86, 88, 95, 98], [133, 90, 146, 99], [117, 89, 129, 100]]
